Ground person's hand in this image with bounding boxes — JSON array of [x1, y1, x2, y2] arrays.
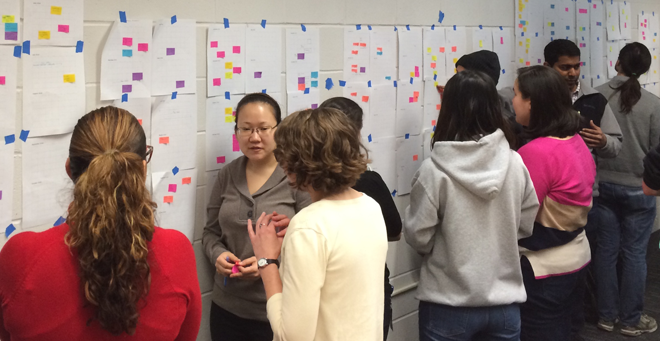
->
[[271, 211, 290, 238], [231, 256, 261, 280], [247, 212, 283, 262], [580, 120, 607, 148], [215, 251, 240, 276]]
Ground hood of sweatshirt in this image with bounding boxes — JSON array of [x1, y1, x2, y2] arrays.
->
[[430, 129, 511, 200]]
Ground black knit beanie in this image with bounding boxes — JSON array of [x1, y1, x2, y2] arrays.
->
[[455, 50, 501, 85]]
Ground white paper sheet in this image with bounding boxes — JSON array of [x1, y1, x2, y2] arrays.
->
[[0, 45, 17, 133], [492, 27, 514, 89], [342, 81, 371, 132], [607, 41, 619, 78], [605, 1, 621, 41], [112, 97, 152, 144], [0, 0, 20, 44], [395, 79, 423, 137], [207, 24, 246, 97], [286, 27, 320, 93], [23, 47, 85, 137], [395, 134, 423, 196], [423, 27, 447, 85], [576, 0, 592, 81], [152, 18, 196, 96], [150, 94, 197, 173], [100, 20, 152, 100], [368, 81, 397, 139], [22, 133, 72, 230], [246, 24, 282, 94], [344, 27, 370, 83], [472, 27, 493, 52], [369, 27, 397, 84], [286, 88, 320, 116], [0, 140, 12, 233], [423, 80, 440, 132], [205, 94, 245, 172], [398, 27, 423, 84], [619, 1, 631, 40], [543, 0, 576, 42], [445, 26, 467, 79], [365, 136, 396, 193], [23, 0, 82, 46], [590, 1, 607, 85], [152, 167, 197, 242]]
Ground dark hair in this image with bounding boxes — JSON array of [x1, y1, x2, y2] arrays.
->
[[234, 93, 282, 127], [455, 50, 501, 85], [274, 108, 368, 196], [66, 106, 156, 335], [544, 39, 581, 66], [611, 42, 652, 114], [431, 70, 515, 149], [517, 66, 581, 139], [319, 97, 364, 130]]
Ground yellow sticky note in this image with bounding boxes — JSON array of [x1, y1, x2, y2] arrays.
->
[[433, 70, 437, 75], [612, 25, 616, 31], [519, 14, 522, 19], [434, 81, 438, 87], [38, 31, 51, 40], [479, 40, 483, 48], [622, 9, 624, 14], [63, 74, 75, 83], [51, 6, 62, 15], [519, 58, 524, 63], [225, 107, 232, 115], [523, 27, 527, 32], [225, 72, 233, 79], [519, 41, 523, 46], [609, 46, 612, 52], [225, 62, 233, 69], [432, 55, 437, 61], [548, 22, 552, 27], [526, 38, 530, 43], [453, 58, 458, 63], [225, 116, 235, 123], [410, 71, 415, 77], [427, 47, 431, 53], [2, 15, 15, 23]]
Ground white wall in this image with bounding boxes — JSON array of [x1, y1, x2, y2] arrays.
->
[[3, 1, 660, 341]]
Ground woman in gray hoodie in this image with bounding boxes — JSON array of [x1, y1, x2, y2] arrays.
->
[[404, 70, 539, 341]]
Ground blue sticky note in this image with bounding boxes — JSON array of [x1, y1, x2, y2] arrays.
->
[[22, 40, 30, 55], [311, 71, 319, 79], [368, 25, 372, 30], [431, 24, 435, 30], [566, 26, 570, 30], [19, 130, 29, 142], [122, 93, 128, 102], [4, 134, 15, 144], [171, 15, 177, 24], [433, 125, 436, 132], [172, 166, 180, 176], [325, 78, 334, 90], [393, 81, 397, 87], [5, 224, 16, 238], [5, 23, 17, 32], [122, 49, 132, 57], [368, 134, 372, 142], [536, 32, 539, 37], [261, 19, 266, 28], [410, 77, 413, 84], [339, 80, 346, 87], [500, 26, 503, 30], [385, 76, 391, 80], [394, 26, 397, 31], [597, 36, 599, 41], [405, 134, 410, 139], [301, 24, 306, 32], [119, 11, 127, 23], [76, 40, 84, 53], [262, 89, 267, 93], [368, 80, 372, 87], [304, 88, 309, 94], [502, 69, 506, 74], [479, 25, 483, 29], [391, 190, 396, 197], [551, 4, 555, 8], [438, 10, 445, 23], [224, 18, 229, 28], [171, 91, 177, 99], [522, 32, 525, 37], [433, 74, 437, 81], [453, 25, 456, 30], [356, 24, 362, 30], [597, 75, 600, 79], [225, 91, 230, 100], [13, 46, 21, 58], [54, 216, 66, 226], [406, 25, 410, 30], [311, 80, 318, 88]]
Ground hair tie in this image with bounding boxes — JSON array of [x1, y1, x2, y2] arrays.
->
[[632, 73, 637, 76]]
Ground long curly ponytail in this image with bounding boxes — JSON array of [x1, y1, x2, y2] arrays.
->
[[65, 106, 156, 335]]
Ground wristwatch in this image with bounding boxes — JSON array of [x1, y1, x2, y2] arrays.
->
[[257, 258, 280, 269]]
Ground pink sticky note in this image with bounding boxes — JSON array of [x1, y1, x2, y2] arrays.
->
[[415, 66, 419, 72], [565, 7, 568, 12], [409, 97, 414, 103], [123, 37, 132, 46], [138, 43, 148, 52], [624, 23, 627, 28], [217, 156, 226, 164], [579, 9, 587, 14], [233, 46, 241, 54], [213, 78, 221, 86], [232, 134, 239, 152], [217, 51, 225, 58], [168, 184, 177, 193], [233, 66, 242, 74], [210, 41, 218, 48], [500, 37, 504, 44], [58, 25, 69, 33], [593, 4, 596, 8], [610, 61, 613, 67], [0, 76, 5, 85], [232, 263, 239, 274], [415, 71, 420, 78]]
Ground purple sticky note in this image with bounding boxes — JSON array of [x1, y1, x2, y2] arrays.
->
[[254, 71, 262, 78], [176, 80, 185, 88], [360, 67, 366, 73], [122, 84, 132, 93], [0, 190, 2, 200], [166, 48, 175, 55], [168, 184, 177, 193], [132, 72, 143, 81], [311, 104, 318, 109], [298, 77, 305, 84], [297, 53, 305, 60], [5, 32, 17, 41]]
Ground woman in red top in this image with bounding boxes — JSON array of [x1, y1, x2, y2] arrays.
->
[[0, 107, 201, 341]]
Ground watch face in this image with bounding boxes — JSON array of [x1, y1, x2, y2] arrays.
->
[[258, 258, 267, 267]]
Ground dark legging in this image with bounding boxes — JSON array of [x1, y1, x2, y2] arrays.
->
[[210, 302, 273, 341]]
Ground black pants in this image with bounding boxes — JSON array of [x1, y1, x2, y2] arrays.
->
[[210, 302, 273, 341]]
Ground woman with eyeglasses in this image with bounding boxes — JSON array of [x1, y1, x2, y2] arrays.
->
[[0, 107, 202, 340], [202, 93, 312, 341]]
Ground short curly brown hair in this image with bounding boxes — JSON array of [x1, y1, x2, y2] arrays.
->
[[274, 108, 368, 196]]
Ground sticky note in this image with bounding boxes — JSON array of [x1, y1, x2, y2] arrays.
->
[[360, 67, 366, 73], [122, 84, 132, 93], [138, 43, 148, 52], [339, 80, 346, 87], [436, 105, 440, 111], [182, 177, 192, 185], [63, 74, 75, 83], [297, 53, 305, 60], [232, 134, 239, 152], [225, 92, 230, 100], [51, 6, 62, 15], [217, 51, 225, 58], [350, 92, 357, 97], [138, 119, 142, 125], [176, 80, 185, 88], [311, 103, 318, 109], [225, 62, 233, 69], [439, 47, 445, 53], [76, 40, 83, 52], [427, 47, 432, 53], [311, 80, 318, 87], [413, 155, 418, 161], [233, 66, 241, 74], [210, 41, 218, 48], [159, 136, 170, 144], [580, 8, 587, 14], [57, 25, 69, 33], [304, 88, 310, 94], [2, 15, 15, 23], [172, 166, 179, 175], [413, 91, 420, 98], [225, 72, 233, 79], [213, 78, 222, 86], [359, 42, 366, 47], [410, 71, 415, 78], [225, 116, 234, 123], [5, 31, 17, 41], [0, 76, 4, 85], [133, 72, 143, 81], [297, 76, 305, 84], [431, 62, 436, 69], [453, 58, 458, 63], [361, 96, 369, 102], [122, 49, 132, 57], [261, 19, 266, 28], [171, 91, 177, 99], [217, 155, 227, 164], [351, 50, 358, 55], [122, 93, 128, 102], [4, 134, 15, 144], [38, 31, 51, 40], [168, 184, 177, 193], [19, 130, 29, 142], [409, 97, 414, 103], [451, 46, 457, 52], [233, 46, 241, 54], [431, 55, 437, 61], [311, 71, 319, 78], [163, 196, 173, 203], [166, 48, 175, 55], [500, 37, 504, 44], [171, 15, 177, 24], [224, 18, 229, 28], [119, 11, 127, 22], [479, 40, 483, 47], [5, 224, 15, 238]]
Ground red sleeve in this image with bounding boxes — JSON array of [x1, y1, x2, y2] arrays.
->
[[518, 142, 553, 206]]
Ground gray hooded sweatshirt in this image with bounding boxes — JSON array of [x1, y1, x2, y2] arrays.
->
[[404, 129, 539, 307]]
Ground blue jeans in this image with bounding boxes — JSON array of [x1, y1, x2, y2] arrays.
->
[[594, 182, 656, 326], [419, 301, 520, 341]]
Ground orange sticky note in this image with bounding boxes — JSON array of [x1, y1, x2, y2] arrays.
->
[[353, 42, 359, 46], [350, 92, 357, 97], [182, 177, 192, 185], [359, 43, 366, 47], [159, 136, 170, 144], [436, 104, 440, 110], [451, 46, 457, 52], [439, 47, 445, 53], [352, 50, 358, 55], [361, 96, 369, 102], [413, 155, 419, 161], [432, 119, 437, 125], [163, 196, 174, 203], [413, 91, 419, 98], [298, 83, 305, 91], [138, 119, 143, 125], [430, 62, 436, 69]]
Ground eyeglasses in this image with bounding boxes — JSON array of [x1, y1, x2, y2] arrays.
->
[[145, 145, 153, 164], [235, 126, 278, 137]]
